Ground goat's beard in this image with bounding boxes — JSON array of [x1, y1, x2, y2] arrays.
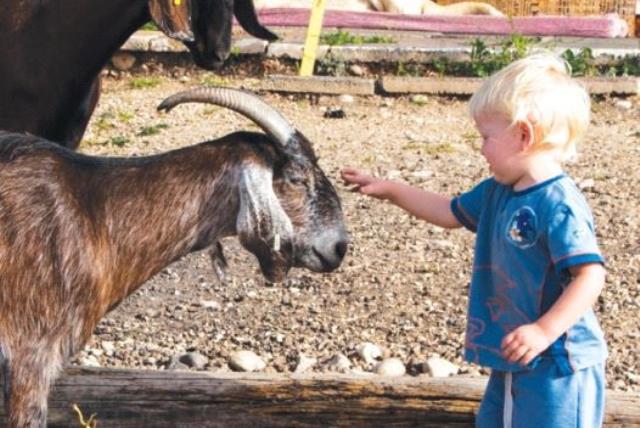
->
[[259, 257, 291, 283], [241, 239, 294, 283], [257, 249, 292, 282]]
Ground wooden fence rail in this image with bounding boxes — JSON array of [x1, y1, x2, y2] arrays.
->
[[1, 368, 638, 427]]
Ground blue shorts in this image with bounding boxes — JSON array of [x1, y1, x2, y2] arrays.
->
[[476, 358, 605, 428]]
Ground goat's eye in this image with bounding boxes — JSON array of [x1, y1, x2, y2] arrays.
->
[[288, 176, 306, 185]]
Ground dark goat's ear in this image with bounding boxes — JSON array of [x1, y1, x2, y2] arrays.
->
[[148, 0, 195, 42], [234, 0, 279, 41]]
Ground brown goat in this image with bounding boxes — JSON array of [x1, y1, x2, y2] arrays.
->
[[0, 88, 348, 427]]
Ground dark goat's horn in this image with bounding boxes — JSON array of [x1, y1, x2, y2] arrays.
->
[[233, 0, 278, 41], [158, 87, 295, 147]]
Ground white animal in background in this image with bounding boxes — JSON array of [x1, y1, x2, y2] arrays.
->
[[254, 0, 504, 16]]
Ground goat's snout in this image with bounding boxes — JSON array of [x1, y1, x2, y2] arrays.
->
[[308, 231, 348, 272]]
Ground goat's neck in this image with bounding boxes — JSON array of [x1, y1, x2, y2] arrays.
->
[[5, 0, 147, 83], [97, 145, 242, 303]]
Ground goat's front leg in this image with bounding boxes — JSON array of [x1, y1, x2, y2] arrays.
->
[[4, 349, 61, 428]]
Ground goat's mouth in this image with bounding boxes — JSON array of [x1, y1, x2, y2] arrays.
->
[[297, 247, 343, 273], [184, 43, 228, 70]]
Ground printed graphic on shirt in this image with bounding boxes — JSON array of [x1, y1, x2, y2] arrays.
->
[[505, 206, 538, 249]]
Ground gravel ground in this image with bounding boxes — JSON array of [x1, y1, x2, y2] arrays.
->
[[72, 68, 640, 392]]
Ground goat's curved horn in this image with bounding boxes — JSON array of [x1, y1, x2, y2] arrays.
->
[[158, 87, 295, 148]]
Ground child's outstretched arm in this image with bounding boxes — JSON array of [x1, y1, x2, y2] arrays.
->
[[501, 263, 606, 365], [341, 167, 461, 229]]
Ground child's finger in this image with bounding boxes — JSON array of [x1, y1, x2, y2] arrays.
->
[[505, 344, 529, 363], [501, 337, 523, 356], [341, 168, 362, 180], [520, 349, 538, 366], [501, 332, 516, 349], [341, 166, 360, 174]]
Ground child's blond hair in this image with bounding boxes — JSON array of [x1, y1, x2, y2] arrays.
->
[[469, 53, 590, 162]]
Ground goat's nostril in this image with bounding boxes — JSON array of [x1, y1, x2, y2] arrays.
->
[[335, 240, 348, 259]]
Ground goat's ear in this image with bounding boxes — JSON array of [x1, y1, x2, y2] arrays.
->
[[148, 0, 195, 42], [236, 165, 294, 282]]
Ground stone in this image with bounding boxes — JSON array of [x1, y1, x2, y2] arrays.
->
[[615, 99, 633, 110], [374, 358, 406, 377], [424, 356, 459, 377], [199, 300, 221, 310], [229, 350, 266, 372], [348, 64, 365, 77], [294, 354, 317, 373], [323, 353, 351, 373], [338, 94, 355, 104], [80, 355, 101, 368], [101, 341, 115, 357], [356, 342, 383, 366], [111, 52, 137, 71], [179, 351, 208, 369]]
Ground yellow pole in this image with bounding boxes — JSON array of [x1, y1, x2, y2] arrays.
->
[[299, 0, 327, 77]]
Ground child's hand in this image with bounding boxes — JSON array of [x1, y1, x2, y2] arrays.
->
[[501, 323, 553, 366], [341, 167, 390, 200]]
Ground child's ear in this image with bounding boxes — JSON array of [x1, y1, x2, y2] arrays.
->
[[517, 120, 535, 151]]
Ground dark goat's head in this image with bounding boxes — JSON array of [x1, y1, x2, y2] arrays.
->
[[149, 0, 277, 70], [158, 88, 348, 282]]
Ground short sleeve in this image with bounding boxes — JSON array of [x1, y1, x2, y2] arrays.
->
[[546, 201, 604, 274], [451, 178, 494, 232]]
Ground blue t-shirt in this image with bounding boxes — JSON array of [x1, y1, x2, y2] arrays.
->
[[451, 174, 607, 374]]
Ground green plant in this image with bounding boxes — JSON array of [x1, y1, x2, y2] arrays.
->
[[130, 77, 162, 89], [140, 21, 158, 31], [117, 111, 134, 123], [395, 61, 423, 77], [610, 54, 640, 76], [138, 123, 169, 136], [561, 48, 597, 77], [403, 141, 456, 155], [106, 136, 130, 147], [200, 75, 231, 87], [94, 111, 115, 132], [319, 30, 395, 46], [315, 56, 347, 76], [467, 34, 537, 77]]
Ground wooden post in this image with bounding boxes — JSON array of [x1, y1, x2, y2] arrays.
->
[[1, 368, 638, 427], [299, 0, 327, 76]]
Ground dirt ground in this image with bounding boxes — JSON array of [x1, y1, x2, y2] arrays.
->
[[74, 68, 640, 393]]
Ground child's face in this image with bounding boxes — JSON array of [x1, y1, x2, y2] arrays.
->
[[475, 113, 529, 187]]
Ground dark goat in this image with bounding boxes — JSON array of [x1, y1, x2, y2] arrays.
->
[[0, 0, 277, 149], [0, 87, 348, 427]]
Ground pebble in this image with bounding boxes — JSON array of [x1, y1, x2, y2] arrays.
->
[[111, 52, 136, 71], [410, 95, 428, 105], [615, 99, 632, 110], [578, 178, 596, 191], [229, 351, 266, 372], [323, 107, 346, 119], [199, 299, 221, 310], [101, 341, 115, 357], [348, 65, 365, 77], [294, 354, 317, 373], [179, 352, 208, 369], [356, 342, 383, 366], [323, 353, 351, 373], [80, 355, 101, 368], [374, 358, 406, 377], [424, 356, 460, 377], [338, 94, 355, 104]]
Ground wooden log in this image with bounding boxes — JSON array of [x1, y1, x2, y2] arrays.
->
[[1, 368, 638, 427], [254, 8, 629, 38]]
